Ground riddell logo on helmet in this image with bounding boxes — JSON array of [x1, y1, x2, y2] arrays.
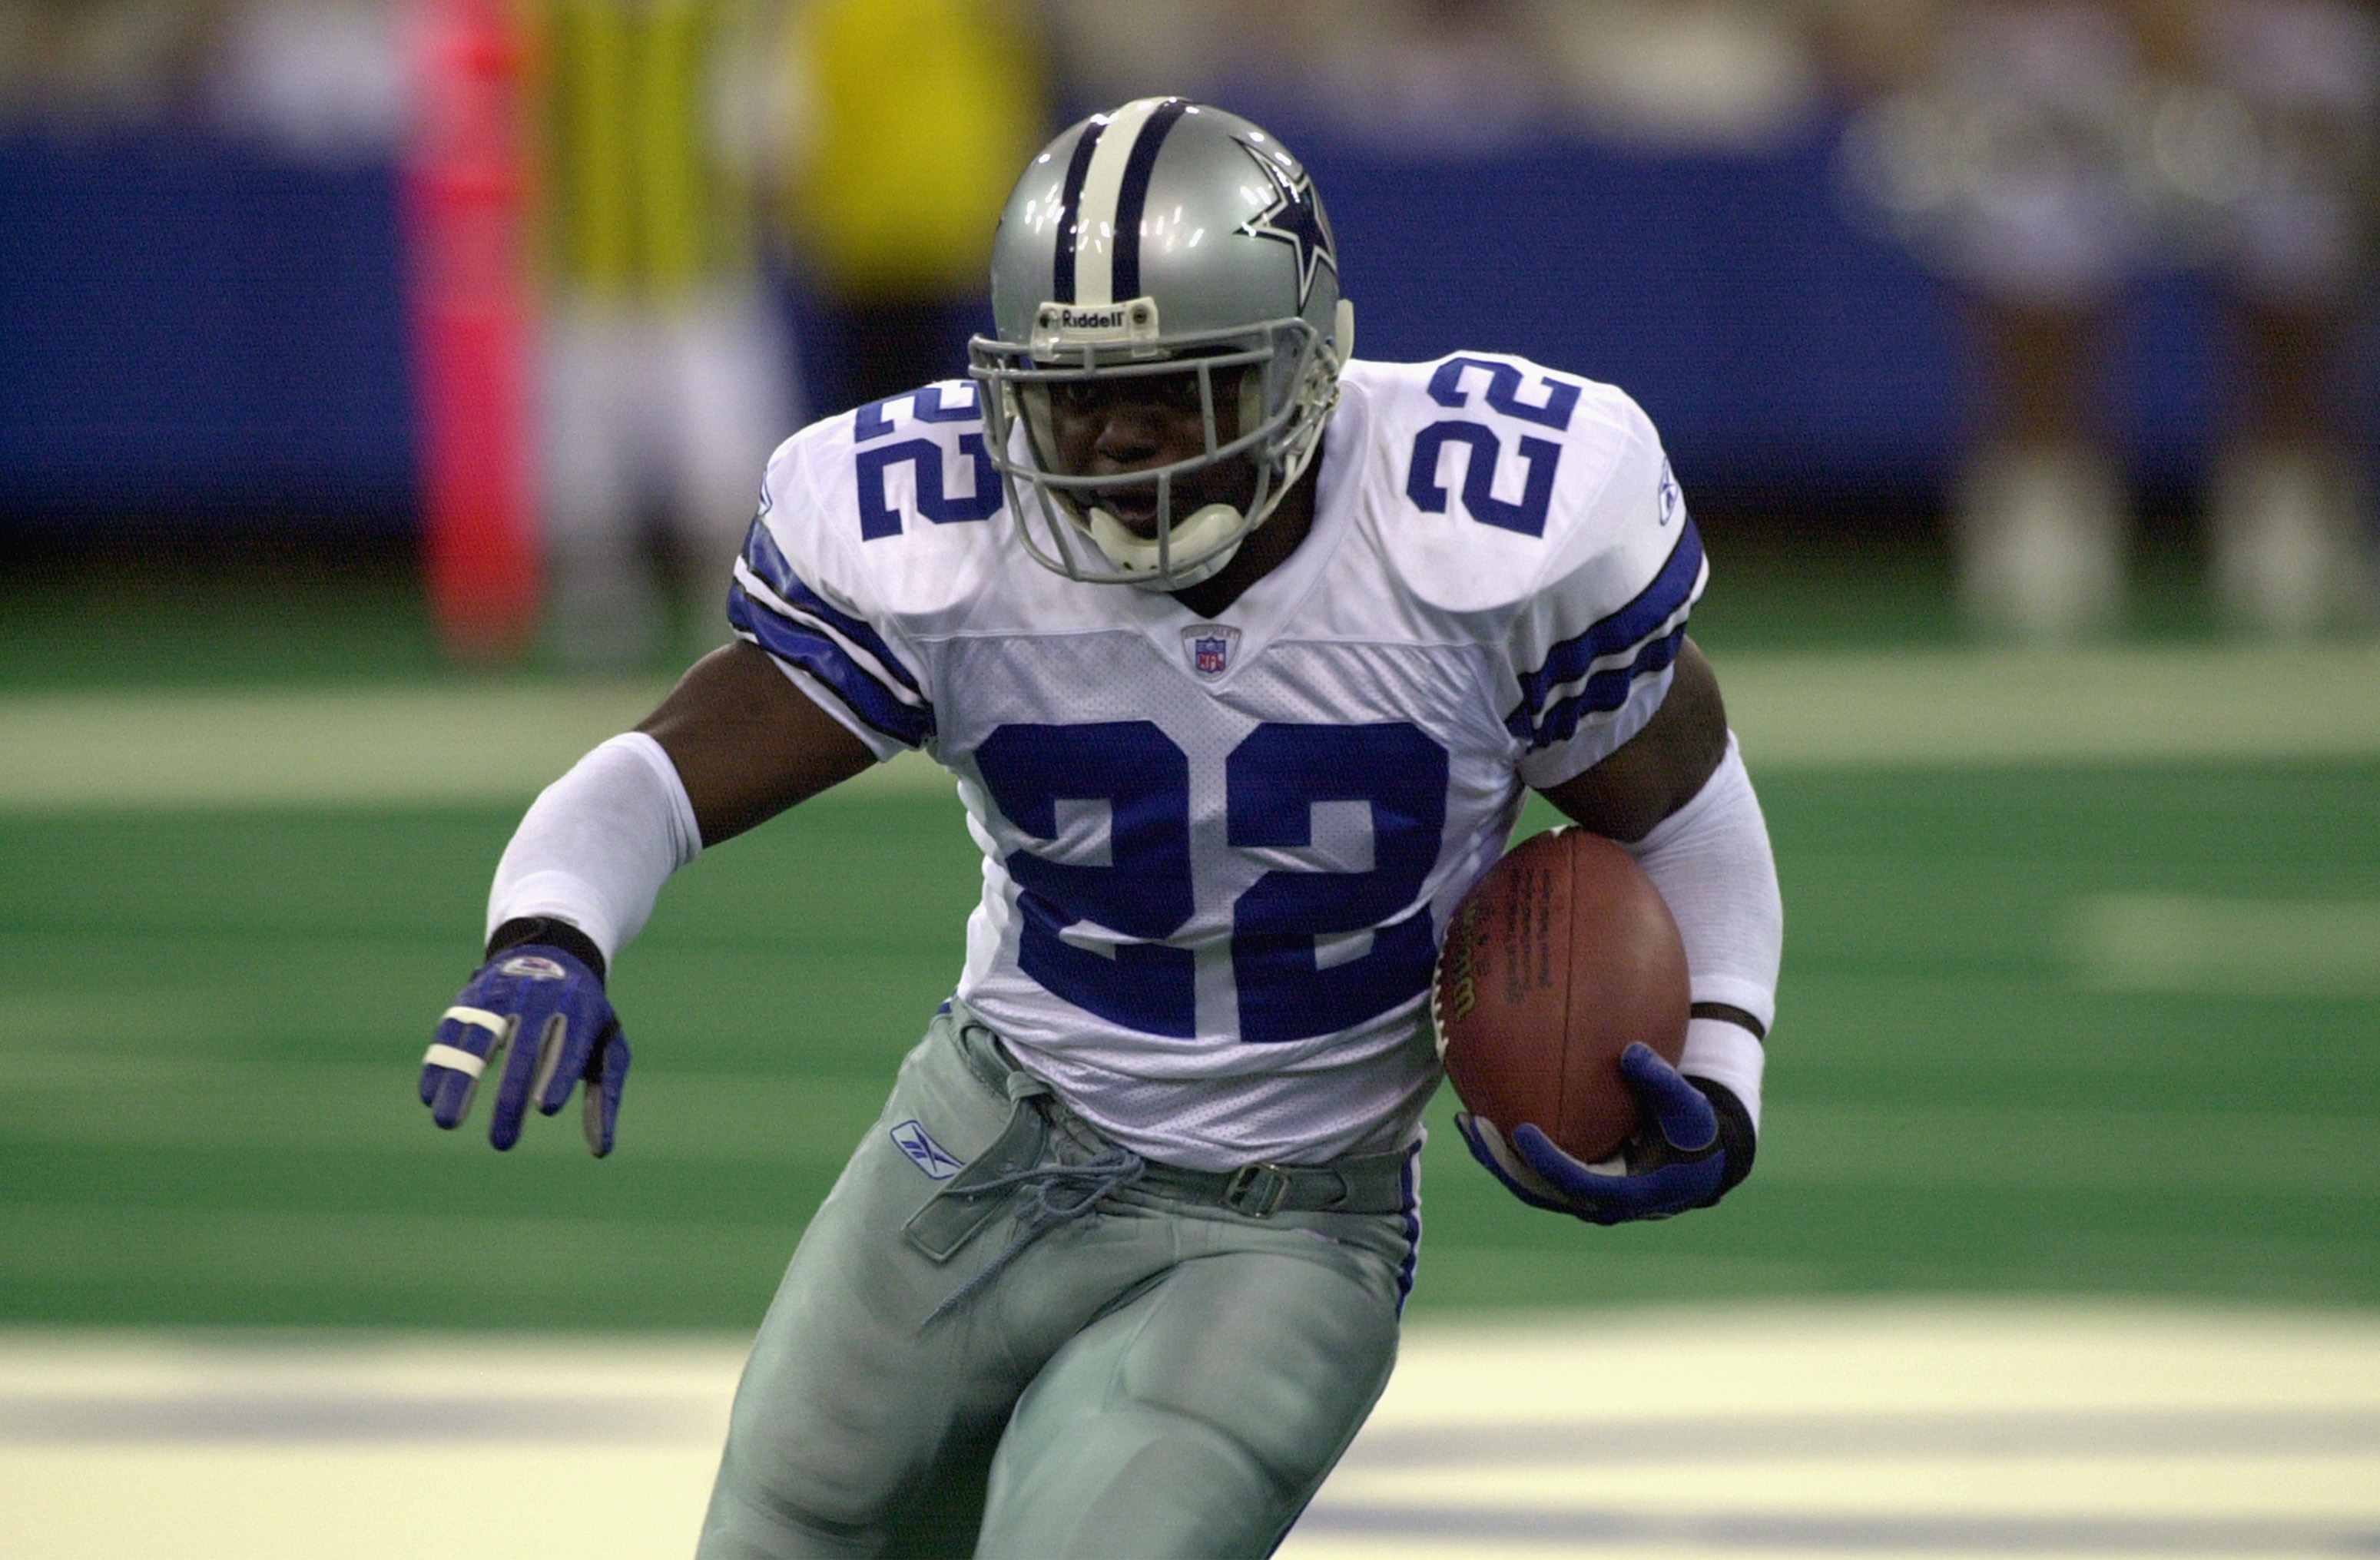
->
[[1033, 298, 1159, 350]]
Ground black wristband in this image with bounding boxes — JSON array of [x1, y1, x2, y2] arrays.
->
[[1687, 1077, 1756, 1207], [1690, 1002, 1768, 1042], [486, 916, 608, 987]]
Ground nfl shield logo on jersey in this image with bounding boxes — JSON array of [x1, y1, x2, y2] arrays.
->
[[1184, 625, 1241, 678]]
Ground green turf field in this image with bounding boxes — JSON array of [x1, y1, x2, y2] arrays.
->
[[5, 753, 2375, 1329], [0, 518, 2226, 692]]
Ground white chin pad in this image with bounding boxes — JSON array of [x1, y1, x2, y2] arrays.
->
[[1086, 501, 1247, 588]]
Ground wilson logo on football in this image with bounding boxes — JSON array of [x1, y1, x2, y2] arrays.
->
[[498, 955, 570, 981]]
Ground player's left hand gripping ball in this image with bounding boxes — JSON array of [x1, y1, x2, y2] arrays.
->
[[420, 946, 629, 1155], [1456, 1044, 1735, 1225]]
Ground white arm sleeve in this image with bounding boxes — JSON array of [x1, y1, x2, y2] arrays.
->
[[486, 732, 703, 967], [1616, 733, 1781, 1132]]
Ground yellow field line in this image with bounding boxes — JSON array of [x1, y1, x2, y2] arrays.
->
[[0, 642, 2375, 810]]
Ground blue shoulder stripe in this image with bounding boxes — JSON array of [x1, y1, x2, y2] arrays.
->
[[1508, 518, 1702, 730], [739, 520, 924, 697], [728, 582, 933, 748], [1523, 621, 1687, 750]]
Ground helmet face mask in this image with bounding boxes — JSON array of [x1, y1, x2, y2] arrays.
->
[[980, 316, 1334, 588], [970, 100, 1352, 591]]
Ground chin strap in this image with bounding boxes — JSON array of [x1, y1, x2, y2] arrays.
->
[[1082, 393, 1334, 592], [1089, 502, 1251, 591], [1022, 318, 1346, 591]]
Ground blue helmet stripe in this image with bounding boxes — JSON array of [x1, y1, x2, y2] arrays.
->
[[1110, 98, 1191, 302], [1052, 117, 1107, 305]]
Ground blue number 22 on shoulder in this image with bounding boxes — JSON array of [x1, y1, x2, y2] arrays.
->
[[1404, 357, 1581, 539], [976, 721, 1449, 1043]]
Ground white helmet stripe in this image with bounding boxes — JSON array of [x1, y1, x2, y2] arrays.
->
[[1066, 96, 1174, 306]]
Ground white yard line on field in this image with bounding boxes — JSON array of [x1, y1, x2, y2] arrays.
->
[[2, 1303, 2375, 1560], [1717, 641, 2380, 770], [0, 681, 676, 810], [2074, 894, 2380, 997], [0, 641, 2375, 810]]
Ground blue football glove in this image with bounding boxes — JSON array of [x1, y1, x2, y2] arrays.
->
[[419, 931, 628, 1156], [1455, 1042, 1752, 1225]]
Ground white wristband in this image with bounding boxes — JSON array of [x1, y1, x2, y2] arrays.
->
[[486, 732, 701, 966], [1619, 735, 1782, 1134], [1680, 1015, 1765, 1134]]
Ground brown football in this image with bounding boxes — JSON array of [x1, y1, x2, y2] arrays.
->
[[1434, 827, 1690, 1164]]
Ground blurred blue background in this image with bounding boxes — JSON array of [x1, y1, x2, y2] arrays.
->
[[9, 113, 2358, 534]]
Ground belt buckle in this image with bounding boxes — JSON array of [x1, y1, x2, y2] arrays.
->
[[1221, 1162, 1292, 1217]]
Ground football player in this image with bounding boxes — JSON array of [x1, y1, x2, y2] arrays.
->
[[419, 98, 1783, 1558]]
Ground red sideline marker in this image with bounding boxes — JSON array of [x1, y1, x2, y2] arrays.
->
[[403, 0, 538, 663]]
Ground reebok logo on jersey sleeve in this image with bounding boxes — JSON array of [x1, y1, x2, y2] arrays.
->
[[890, 1119, 966, 1181]]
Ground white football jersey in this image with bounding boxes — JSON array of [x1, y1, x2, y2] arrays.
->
[[732, 353, 1706, 1170]]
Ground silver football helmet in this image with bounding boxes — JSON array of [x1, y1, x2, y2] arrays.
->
[[970, 99, 1356, 590]]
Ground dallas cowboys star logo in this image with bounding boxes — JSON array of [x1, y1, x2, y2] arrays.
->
[[1236, 140, 1337, 310]]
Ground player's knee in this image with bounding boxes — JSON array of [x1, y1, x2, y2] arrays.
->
[[705, 1388, 910, 1553], [696, 1477, 880, 1560], [1086, 1429, 1284, 1558], [1117, 1253, 1400, 1478], [983, 1406, 1288, 1560]]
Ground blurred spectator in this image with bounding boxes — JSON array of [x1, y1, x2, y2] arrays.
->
[[1525, 0, 1821, 154], [775, 0, 1043, 414], [1033, 0, 1250, 108], [1827, 0, 2378, 638], [204, 0, 404, 163], [0, 0, 225, 130], [1296, 0, 1549, 153], [525, 0, 801, 667], [1037, 0, 1821, 155]]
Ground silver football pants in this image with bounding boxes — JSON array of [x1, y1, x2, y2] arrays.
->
[[696, 1004, 1420, 1559]]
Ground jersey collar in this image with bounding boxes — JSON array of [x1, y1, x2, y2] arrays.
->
[[1129, 375, 1367, 687]]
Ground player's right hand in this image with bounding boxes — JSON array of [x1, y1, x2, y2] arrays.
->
[[1454, 1044, 1739, 1224], [419, 943, 628, 1157]]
